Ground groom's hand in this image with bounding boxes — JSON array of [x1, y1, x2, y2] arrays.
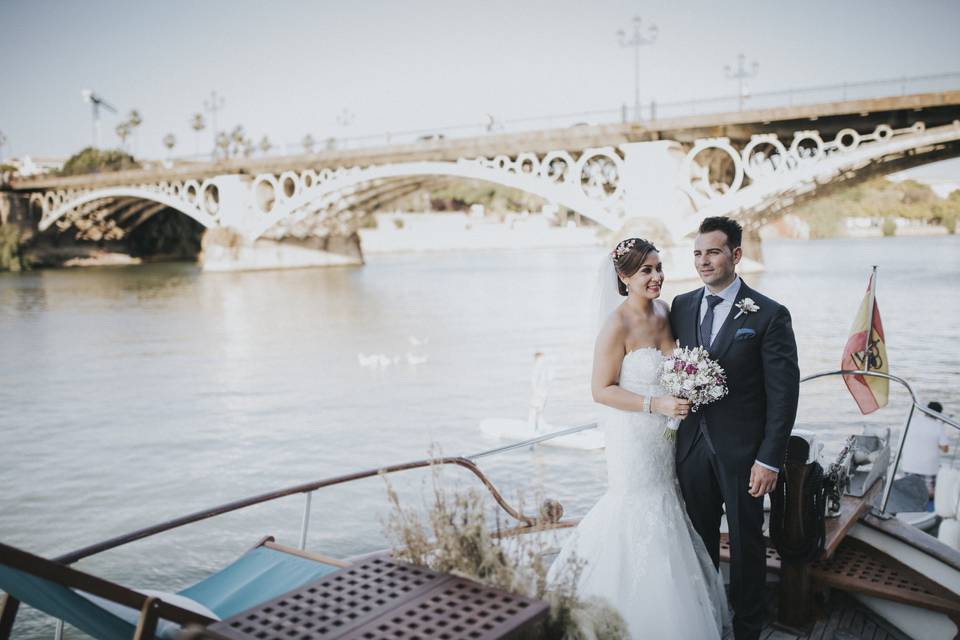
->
[[748, 464, 778, 498]]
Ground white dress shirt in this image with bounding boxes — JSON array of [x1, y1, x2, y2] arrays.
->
[[699, 277, 779, 474], [699, 277, 742, 345]]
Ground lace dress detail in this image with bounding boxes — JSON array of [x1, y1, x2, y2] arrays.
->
[[548, 347, 732, 639]]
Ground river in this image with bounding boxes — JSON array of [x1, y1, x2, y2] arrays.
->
[[1, 235, 959, 638]]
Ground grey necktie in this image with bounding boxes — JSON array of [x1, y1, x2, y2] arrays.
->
[[699, 295, 724, 348]]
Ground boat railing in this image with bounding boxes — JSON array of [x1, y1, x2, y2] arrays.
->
[[48, 368, 960, 568], [20, 368, 960, 640], [801, 369, 960, 513]]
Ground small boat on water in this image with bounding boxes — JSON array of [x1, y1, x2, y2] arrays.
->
[[1, 368, 959, 639]]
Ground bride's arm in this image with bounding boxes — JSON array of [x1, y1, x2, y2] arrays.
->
[[591, 314, 683, 416]]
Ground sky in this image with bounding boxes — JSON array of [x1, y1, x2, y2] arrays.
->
[[2, 0, 960, 162]]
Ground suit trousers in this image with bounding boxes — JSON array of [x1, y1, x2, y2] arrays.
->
[[678, 430, 766, 640]]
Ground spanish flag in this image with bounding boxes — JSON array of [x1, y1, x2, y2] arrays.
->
[[841, 268, 889, 414]]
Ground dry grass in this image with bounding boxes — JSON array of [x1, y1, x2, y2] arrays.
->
[[381, 460, 628, 640]]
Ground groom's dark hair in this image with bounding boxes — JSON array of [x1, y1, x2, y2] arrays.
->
[[698, 217, 742, 251]]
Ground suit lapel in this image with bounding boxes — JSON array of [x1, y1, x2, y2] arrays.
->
[[709, 280, 752, 360], [689, 287, 704, 347]]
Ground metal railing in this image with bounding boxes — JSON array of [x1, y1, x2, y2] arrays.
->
[[12, 368, 960, 639], [42, 368, 960, 568], [801, 369, 960, 513], [157, 71, 960, 163]]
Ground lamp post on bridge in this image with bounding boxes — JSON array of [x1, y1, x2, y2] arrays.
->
[[204, 91, 225, 160], [724, 53, 759, 112], [617, 15, 658, 122]]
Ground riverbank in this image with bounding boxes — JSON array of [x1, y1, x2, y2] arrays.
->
[[357, 212, 603, 253]]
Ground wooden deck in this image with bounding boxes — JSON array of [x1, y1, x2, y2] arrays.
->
[[760, 589, 911, 640]]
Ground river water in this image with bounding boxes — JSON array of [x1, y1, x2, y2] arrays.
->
[[2, 235, 959, 638]]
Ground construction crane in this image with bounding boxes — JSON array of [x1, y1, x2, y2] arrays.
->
[[81, 89, 117, 149]]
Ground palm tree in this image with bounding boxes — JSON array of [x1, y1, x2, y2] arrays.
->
[[127, 109, 143, 155], [230, 125, 245, 157], [215, 131, 231, 159], [162, 133, 177, 160], [302, 134, 315, 154], [190, 113, 205, 156], [115, 122, 131, 150], [258, 135, 272, 156]]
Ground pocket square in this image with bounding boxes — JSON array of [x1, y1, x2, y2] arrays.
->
[[735, 328, 756, 341]]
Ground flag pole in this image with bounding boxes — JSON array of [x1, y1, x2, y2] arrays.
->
[[863, 266, 878, 373]]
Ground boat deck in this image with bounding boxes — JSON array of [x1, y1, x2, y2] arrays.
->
[[760, 588, 911, 640]]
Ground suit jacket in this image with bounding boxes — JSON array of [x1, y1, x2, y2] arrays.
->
[[669, 280, 800, 471]]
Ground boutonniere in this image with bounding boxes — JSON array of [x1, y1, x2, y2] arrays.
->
[[734, 297, 759, 319]]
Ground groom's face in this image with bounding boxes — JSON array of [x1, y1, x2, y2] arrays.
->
[[694, 230, 741, 290]]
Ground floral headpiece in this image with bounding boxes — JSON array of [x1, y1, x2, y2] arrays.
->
[[611, 238, 636, 260]]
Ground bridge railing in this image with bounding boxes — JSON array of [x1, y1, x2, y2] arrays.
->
[[159, 71, 960, 162]]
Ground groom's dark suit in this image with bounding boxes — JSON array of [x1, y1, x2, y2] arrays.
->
[[670, 278, 799, 640]]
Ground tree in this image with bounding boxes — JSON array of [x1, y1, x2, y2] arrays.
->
[[242, 137, 255, 158], [59, 147, 140, 176], [115, 122, 131, 150], [190, 113, 205, 155], [162, 133, 177, 158], [215, 131, 231, 159], [258, 135, 272, 155], [127, 109, 143, 155], [302, 134, 315, 154], [229, 125, 245, 157]]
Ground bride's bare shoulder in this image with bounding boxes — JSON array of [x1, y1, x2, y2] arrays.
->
[[654, 299, 672, 319], [597, 307, 628, 344]]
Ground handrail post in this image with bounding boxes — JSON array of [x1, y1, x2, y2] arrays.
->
[[53, 619, 64, 640], [299, 491, 313, 550], [880, 402, 916, 513]]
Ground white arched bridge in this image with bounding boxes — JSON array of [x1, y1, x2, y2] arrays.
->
[[7, 86, 960, 270]]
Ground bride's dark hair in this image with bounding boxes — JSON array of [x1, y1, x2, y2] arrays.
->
[[611, 238, 658, 296]]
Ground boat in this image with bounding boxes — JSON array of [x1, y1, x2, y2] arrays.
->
[[1, 368, 959, 639]]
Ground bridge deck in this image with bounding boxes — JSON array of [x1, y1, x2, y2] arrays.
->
[[7, 90, 960, 192]]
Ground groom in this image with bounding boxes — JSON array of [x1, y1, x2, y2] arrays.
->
[[670, 216, 799, 640]]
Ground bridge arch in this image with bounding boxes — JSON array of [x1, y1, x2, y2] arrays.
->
[[241, 154, 626, 240], [38, 186, 221, 234], [675, 120, 960, 239]]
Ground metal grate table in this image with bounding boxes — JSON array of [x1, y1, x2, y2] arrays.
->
[[203, 556, 549, 640]]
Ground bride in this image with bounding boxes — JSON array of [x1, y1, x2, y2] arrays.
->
[[548, 238, 731, 639]]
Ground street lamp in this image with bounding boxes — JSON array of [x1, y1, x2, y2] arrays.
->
[[204, 90, 225, 159], [617, 16, 658, 121], [81, 89, 117, 149], [724, 53, 759, 111]]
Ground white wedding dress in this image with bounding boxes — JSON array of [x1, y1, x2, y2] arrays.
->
[[548, 347, 732, 639]]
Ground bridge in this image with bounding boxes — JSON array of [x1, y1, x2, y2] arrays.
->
[[3, 76, 959, 270]]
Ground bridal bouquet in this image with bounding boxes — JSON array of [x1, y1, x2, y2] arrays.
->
[[659, 346, 728, 440]]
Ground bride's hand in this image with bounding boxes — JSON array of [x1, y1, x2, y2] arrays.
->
[[652, 396, 691, 419]]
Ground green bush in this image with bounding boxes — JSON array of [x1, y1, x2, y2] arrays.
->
[[59, 147, 140, 176], [881, 218, 897, 237], [0, 224, 26, 271]]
